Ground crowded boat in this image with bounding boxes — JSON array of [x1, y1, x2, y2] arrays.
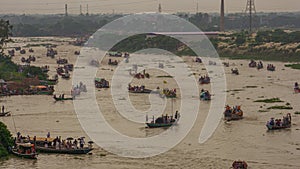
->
[[128, 84, 152, 93], [159, 88, 177, 98], [199, 75, 210, 84], [266, 113, 291, 130], [224, 105, 243, 121], [95, 78, 109, 88], [200, 89, 211, 101], [267, 64, 275, 71]]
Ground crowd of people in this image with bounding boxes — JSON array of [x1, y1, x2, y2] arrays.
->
[[266, 113, 291, 127]]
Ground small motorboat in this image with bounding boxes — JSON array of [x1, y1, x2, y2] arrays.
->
[[266, 113, 291, 130], [10, 143, 38, 159]]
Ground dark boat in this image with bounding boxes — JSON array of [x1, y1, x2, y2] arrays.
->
[[36, 146, 93, 154], [10, 143, 38, 159], [146, 111, 180, 128], [129, 88, 152, 94], [232, 160, 248, 169], [0, 111, 11, 117], [266, 113, 291, 130], [128, 84, 152, 94], [53, 95, 73, 101]]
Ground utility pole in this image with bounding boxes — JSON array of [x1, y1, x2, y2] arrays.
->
[[245, 0, 256, 32]]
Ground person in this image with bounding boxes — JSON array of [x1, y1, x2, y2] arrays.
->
[[295, 82, 299, 89], [269, 118, 275, 126], [62, 94, 64, 99], [73, 139, 78, 149], [79, 138, 85, 148], [2, 105, 4, 113], [47, 132, 50, 138]]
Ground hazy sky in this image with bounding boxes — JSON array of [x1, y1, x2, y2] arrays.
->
[[0, 0, 299, 14]]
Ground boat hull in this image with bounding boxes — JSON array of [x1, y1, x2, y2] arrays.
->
[[146, 123, 175, 128], [11, 149, 37, 159], [129, 89, 152, 94], [266, 124, 291, 130], [36, 146, 93, 154]]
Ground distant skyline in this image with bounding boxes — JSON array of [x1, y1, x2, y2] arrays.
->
[[0, 0, 299, 14]]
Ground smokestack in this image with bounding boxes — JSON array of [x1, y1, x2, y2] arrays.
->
[[220, 0, 225, 32], [80, 5, 83, 15], [65, 4, 68, 16], [158, 3, 162, 13], [86, 4, 89, 16]]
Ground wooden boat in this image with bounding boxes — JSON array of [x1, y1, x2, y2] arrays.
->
[[10, 143, 38, 159], [159, 88, 177, 98], [36, 146, 93, 154], [266, 124, 291, 130], [225, 114, 243, 121], [53, 95, 73, 101], [146, 113, 180, 128], [231, 68, 239, 75], [232, 160, 248, 169], [224, 106, 243, 121], [146, 99, 180, 128], [0, 111, 11, 117], [266, 113, 291, 130], [200, 91, 211, 101], [95, 78, 109, 88], [129, 88, 152, 94]]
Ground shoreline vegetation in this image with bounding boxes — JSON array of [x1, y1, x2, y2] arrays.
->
[[0, 122, 13, 159]]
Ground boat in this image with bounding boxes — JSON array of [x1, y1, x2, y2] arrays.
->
[[200, 90, 211, 101], [232, 160, 248, 169], [159, 88, 177, 98], [231, 68, 239, 75], [266, 113, 291, 130], [146, 99, 180, 128], [199, 76, 210, 84], [95, 78, 109, 88], [146, 112, 180, 128], [248, 60, 257, 68], [53, 95, 73, 101], [129, 88, 152, 94], [0, 111, 11, 117], [224, 105, 243, 121], [108, 59, 118, 65], [128, 84, 152, 94], [10, 143, 38, 159], [28, 136, 93, 154]]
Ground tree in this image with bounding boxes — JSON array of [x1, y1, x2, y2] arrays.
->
[[0, 19, 13, 53]]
